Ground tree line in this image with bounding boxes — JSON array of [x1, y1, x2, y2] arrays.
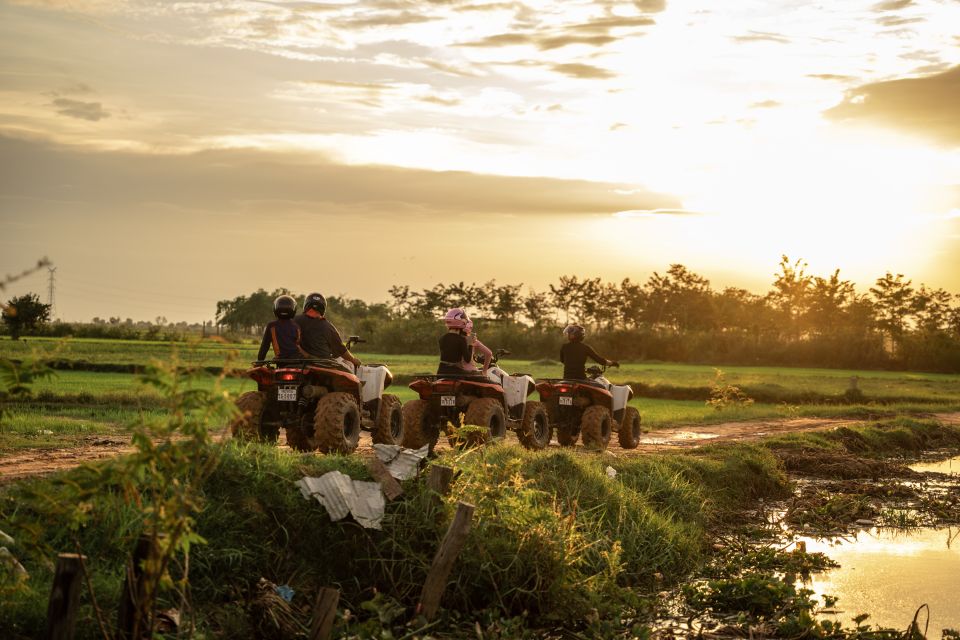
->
[[211, 257, 960, 372]]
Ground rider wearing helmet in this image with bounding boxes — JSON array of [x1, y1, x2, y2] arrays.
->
[[257, 294, 308, 361], [438, 308, 485, 376], [560, 324, 618, 379], [294, 292, 362, 369]]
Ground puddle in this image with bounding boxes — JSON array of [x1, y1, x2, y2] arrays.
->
[[638, 432, 719, 445], [909, 454, 960, 476], [800, 527, 960, 637]]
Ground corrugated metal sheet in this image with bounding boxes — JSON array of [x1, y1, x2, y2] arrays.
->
[[296, 471, 385, 529], [373, 444, 430, 481]]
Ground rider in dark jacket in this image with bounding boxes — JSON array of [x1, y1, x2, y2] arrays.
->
[[293, 292, 362, 369], [560, 324, 618, 379], [258, 295, 308, 360]]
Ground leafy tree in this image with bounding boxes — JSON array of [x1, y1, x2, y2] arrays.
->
[[806, 270, 855, 335], [768, 256, 812, 339], [216, 288, 292, 333], [522, 289, 551, 326], [911, 285, 952, 333], [870, 272, 915, 338], [1, 293, 51, 340]]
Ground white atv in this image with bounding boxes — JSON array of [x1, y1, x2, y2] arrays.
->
[[535, 363, 641, 451], [402, 349, 552, 451]]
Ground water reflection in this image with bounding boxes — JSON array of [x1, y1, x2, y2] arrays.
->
[[909, 454, 959, 476], [799, 527, 960, 637]]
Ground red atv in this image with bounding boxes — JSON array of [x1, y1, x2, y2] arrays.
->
[[228, 336, 402, 453], [535, 364, 641, 451], [400, 349, 550, 451]]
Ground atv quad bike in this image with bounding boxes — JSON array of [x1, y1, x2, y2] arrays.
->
[[401, 349, 551, 452], [228, 336, 403, 453], [535, 363, 641, 451]]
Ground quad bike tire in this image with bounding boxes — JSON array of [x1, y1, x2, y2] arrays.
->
[[556, 425, 578, 447], [372, 394, 404, 445], [463, 398, 507, 440], [549, 403, 578, 447], [618, 407, 642, 450], [229, 391, 266, 441], [285, 423, 314, 452], [400, 399, 439, 451], [313, 392, 361, 454], [580, 405, 613, 452], [518, 401, 551, 450]]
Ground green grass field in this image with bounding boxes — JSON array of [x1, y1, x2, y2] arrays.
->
[[3, 338, 959, 454], [4, 368, 956, 453], [4, 336, 960, 402]]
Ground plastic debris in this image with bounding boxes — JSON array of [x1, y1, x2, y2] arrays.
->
[[373, 444, 430, 480], [605, 466, 617, 479], [274, 584, 295, 603], [297, 471, 385, 529]]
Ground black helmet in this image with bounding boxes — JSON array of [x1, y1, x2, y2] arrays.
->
[[304, 292, 326, 315], [273, 295, 297, 319], [563, 324, 585, 342]]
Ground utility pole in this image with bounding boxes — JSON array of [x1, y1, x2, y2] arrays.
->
[[47, 266, 57, 320]]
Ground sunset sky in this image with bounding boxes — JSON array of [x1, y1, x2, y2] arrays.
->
[[2, 0, 959, 322]]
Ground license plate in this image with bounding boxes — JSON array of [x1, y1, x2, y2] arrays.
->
[[277, 386, 297, 402], [559, 396, 573, 406], [440, 395, 456, 407]]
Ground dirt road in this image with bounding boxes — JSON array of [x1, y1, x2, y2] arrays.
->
[[2, 414, 957, 484]]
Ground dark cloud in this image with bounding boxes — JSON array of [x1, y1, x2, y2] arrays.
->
[[806, 73, 855, 82], [460, 32, 619, 50], [551, 62, 614, 79], [46, 82, 94, 97], [824, 65, 960, 146], [457, 8, 653, 52], [732, 31, 791, 44], [631, 0, 666, 12], [0, 134, 679, 216], [872, 0, 913, 10], [876, 15, 924, 27], [50, 98, 110, 121], [750, 99, 781, 109], [419, 95, 461, 106], [566, 16, 656, 32]]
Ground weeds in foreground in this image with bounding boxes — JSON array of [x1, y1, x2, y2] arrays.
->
[[707, 369, 755, 411]]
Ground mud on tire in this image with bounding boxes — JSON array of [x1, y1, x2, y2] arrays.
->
[[285, 422, 314, 452], [518, 401, 551, 450], [618, 406, 641, 449], [463, 398, 507, 441], [313, 392, 361, 454], [373, 394, 404, 445], [229, 391, 266, 441], [400, 399, 439, 450], [581, 405, 613, 452]]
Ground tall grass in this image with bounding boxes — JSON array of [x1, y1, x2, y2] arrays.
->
[[0, 439, 791, 637]]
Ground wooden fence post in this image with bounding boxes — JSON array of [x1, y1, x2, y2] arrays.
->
[[44, 553, 86, 640], [309, 587, 341, 640], [417, 501, 475, 620], [426, 465, 454, 503], [117, 534, 163, 640]]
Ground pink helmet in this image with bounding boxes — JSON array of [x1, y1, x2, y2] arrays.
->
[[443, 308, 469, 330]]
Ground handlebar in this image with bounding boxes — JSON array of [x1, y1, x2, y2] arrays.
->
[[346, 335, 366, 350], [586, 361, 619, 379]]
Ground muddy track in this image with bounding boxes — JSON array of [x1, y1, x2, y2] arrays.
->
[[2, 414, 958, 484]]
